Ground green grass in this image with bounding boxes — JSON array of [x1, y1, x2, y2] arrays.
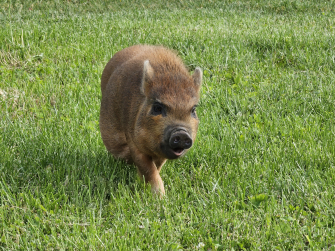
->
[[1, 0, 335, 249]]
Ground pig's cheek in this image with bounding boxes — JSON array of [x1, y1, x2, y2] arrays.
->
[[149, 117, 166, 149], [191, 120, 200, 141], [151, 114, 164, 124], [134, 122, 160, 154], [133, 127, 150, 149]]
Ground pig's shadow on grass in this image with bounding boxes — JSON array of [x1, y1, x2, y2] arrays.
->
[[6, 141, 138, 202]]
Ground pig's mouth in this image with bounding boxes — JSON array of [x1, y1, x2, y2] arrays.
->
[[172, 147, 185, 156], [166, 146, 186, 159], [160, 144, 186, 159]]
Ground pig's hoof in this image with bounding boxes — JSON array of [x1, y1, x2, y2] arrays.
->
[[151, 186, 165, 198]]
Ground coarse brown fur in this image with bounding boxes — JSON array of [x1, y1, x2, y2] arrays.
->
[[100, 45, 202, 195]]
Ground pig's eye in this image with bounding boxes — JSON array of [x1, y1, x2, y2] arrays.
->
[[151, 102, 166, 116], [191, 106, 197, 118]]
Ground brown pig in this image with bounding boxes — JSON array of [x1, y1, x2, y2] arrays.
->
[[99, 45, 202, 195]]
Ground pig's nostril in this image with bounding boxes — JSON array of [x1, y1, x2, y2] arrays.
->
[[174, 136, 180, 143], [185, 139, 191, 147], [183, 138, 192, 149]]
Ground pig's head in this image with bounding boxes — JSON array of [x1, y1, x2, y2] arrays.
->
[[135, 60, 202, 160]]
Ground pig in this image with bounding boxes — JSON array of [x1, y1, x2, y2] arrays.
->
[[99, 45, 202, 196]]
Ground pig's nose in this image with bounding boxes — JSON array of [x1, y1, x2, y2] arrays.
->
[[169, 130, 193, 149]]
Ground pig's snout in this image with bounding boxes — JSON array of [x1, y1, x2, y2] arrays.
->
[[161, 127, 193, 159], [169, 130, 193, 150]]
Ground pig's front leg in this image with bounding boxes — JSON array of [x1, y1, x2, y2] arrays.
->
[[153, 157, 167, 172], [130, 146, 165, 196]]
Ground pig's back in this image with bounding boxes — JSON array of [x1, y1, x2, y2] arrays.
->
[[101, 45, 189, 94], [101, 45, 147, 94]]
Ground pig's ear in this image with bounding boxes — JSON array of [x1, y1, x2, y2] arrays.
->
[[141, 60, 154, 95], [192, 67, 202, 88]]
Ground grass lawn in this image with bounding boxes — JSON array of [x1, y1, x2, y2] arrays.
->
[[1, 0, 335, 249]]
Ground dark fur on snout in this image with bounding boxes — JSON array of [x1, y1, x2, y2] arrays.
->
[[100, 45, 202, 195]]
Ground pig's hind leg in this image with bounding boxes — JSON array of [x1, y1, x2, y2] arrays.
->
[[100, 121, 132, 163], [112, 135, 132, 163]]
